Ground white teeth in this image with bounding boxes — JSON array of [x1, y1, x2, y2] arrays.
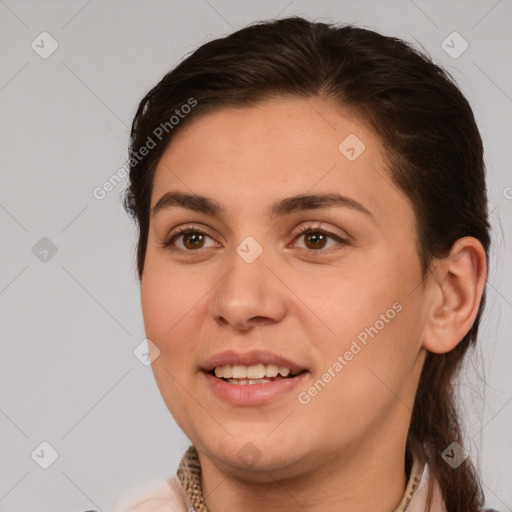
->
[[246, 364, 266, 379], [213, 365, 233, 378], [213, 363, 296, 379], [232, 365, 247, 379], [265, 364, 279, 377], [278, 367, 290, 377], [248, 379, 270, 384], [226, 378, 272, 385]]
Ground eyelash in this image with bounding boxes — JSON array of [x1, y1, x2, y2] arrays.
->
[[161, 223, 349, 254]]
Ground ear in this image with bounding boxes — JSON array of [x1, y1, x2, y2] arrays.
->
[[421, 237, 487, 354]]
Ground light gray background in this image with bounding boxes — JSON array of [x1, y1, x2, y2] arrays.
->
[[1, 1, 511, 511]]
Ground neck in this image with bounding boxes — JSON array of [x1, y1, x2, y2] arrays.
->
[[198, 414, 410, 512]]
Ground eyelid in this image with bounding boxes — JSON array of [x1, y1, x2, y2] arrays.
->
[[161, 224, 218, 251], [161, 221, 349, 253], [287, 222, 349, 253], [289, 222, 348, 241]]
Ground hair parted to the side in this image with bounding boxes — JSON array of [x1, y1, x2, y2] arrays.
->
[[123, 16, 492, 511]]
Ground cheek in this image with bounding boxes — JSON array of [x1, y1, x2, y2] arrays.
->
[[140, 255, 198, 341], [140, 270, 192, 385], [141, 276, 171, 344], [295, 303, 420, 444], [291, 256, 403, 344], [140, 259, 213, 381], [294, 253, 422, 391], [140, 269, 201, 428]]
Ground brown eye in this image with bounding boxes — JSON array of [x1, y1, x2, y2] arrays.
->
[[162, 228, 217, 252], [293, 226, 348, 252], [182, 232, 206, 250], [303, 231, 329, 250]]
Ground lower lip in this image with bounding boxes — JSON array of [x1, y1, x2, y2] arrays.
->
[[203, 371, 308, 406]]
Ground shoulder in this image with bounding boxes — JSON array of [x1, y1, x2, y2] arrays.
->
[[109, 476, 191, 512]]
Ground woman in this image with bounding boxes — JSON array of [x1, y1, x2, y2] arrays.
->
[[114, 16, 497, 512]]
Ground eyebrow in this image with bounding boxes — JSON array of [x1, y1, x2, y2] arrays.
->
[[151, 191, 374, 220]]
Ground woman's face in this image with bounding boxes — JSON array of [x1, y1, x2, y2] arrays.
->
[[141, 96, 428, 478]]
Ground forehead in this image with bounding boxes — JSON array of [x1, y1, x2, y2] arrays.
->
[[153, 98, 380, 181], [150, 96, 410, 228], [161, 96, 380, 162]]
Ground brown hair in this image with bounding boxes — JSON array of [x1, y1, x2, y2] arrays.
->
[[123, 16, 492, 511]]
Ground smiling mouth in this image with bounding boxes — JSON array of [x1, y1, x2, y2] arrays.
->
[[209, 363, 306, 385]]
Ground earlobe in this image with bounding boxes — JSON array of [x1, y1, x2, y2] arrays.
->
[[421, 237, 487, 354]]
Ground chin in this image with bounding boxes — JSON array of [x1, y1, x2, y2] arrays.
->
[[197, 433, 308, 477]]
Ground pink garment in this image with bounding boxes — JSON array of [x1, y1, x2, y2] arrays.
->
[[111, 459, 447, 512]]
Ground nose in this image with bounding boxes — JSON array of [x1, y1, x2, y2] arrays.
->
[[209, 247, 287, 331]]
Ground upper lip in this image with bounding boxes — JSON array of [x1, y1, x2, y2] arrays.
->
[[201, 350, 308, 374]]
